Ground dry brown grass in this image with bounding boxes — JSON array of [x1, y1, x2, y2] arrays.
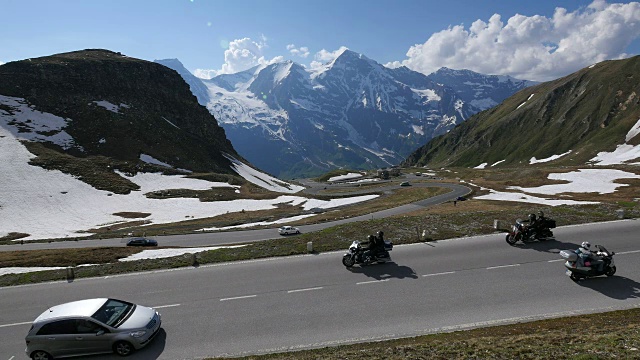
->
[[0, 247, 141, 267]]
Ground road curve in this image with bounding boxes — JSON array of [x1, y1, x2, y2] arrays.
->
[[1, 220, 639, 359], [0, 180, 470, 251]]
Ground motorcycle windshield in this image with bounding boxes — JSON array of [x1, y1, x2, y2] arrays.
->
[[596, 245, 609, 254]]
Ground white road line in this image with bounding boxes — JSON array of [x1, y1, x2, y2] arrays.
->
[[220, 295, 257, 302], [548, 259, 565, 263], [0, 321, 31, 328], [422, 271, 456, 277], [487, 264, 520, 270], [287, 287, 323, 294], [356, 279, 390, 285], [154, 303, 181, 309], [617, 250, 640, 255], [9, 356, 15, 360]]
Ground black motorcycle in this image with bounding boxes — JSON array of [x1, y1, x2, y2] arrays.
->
[[342, 240, 393, 267], [505, 217, 555, 245]]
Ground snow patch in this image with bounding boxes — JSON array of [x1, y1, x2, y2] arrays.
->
[[93, 101, 130, 114], [474, 163, 488, 169], [0, 95, 78, 150], [140, 154, 172, 168], [475, 190, 599, 206], [226, 155, 304, 193], [119, 245, 247, 261], [590, 120, 640, 165], [508, 169, 640, 195], [328, 173, 363, 182], [530, 150, 572, 164]]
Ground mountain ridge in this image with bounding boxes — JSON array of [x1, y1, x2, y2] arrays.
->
[[402, 56, 640, 168], [158, 49, 536, 178]]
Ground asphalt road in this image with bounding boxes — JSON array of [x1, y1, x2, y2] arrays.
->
[[1, 220, 639, 359], [0, 180, 470, 251]]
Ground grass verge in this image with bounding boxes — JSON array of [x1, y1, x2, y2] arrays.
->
[[209, 307, 640, 359]]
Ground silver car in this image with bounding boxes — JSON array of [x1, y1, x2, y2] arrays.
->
[[25, 298, 161, 360]]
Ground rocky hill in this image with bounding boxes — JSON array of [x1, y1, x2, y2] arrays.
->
[[0, 49, 241, 193], [403, 56, 640, 168]]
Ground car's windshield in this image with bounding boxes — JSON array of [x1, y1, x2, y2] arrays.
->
[[91, 299, 135, 328]]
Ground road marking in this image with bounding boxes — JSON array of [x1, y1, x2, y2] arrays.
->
[[154, 303, 181, 309], [487, 264, 520, 270], [287, 287, 323, 293], [422, 271, 456, 277], [356, 279, 390, 285], [548, 259, 565, 263], [617, 250, 640, 255], [9, 356, 15, 360], [220, 295, 257, 302], [0, 321, 31, 328]]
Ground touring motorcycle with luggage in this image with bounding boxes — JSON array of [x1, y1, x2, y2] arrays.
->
[[559, 244, 616, 281], [505, 217, 556, 245], [342, 239, 393, 267]]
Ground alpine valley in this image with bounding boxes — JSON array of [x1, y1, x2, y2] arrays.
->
[[157, 48, 535, 179]]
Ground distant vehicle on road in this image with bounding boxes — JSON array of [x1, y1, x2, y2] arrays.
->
[[400, 181, 411, 186], [278, 226, 300, 235], [126, 237, 158, 247], [25, 298, 162, 359]]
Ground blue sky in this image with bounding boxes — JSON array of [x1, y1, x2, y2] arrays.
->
[[1, 0, 640, 81]]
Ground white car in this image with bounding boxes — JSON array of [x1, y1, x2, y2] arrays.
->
[[278, 226, 300, 235], [25, 298, 161, 359]]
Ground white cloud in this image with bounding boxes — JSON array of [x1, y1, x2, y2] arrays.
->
[[309, 46, 349, 71], [390, 1, 640, 81], [287, 44, 310, 58], [194, 36, 283, 79]]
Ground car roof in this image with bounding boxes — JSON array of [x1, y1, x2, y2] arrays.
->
[[34, 298, 108, 323]]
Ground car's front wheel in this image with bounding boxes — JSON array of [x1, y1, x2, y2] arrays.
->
[[114, 341, 134, 356], [31, 351, 52, 360]]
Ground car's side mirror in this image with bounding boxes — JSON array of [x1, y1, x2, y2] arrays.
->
[[96, 330, 105, 336]]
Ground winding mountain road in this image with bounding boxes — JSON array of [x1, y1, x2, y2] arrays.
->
[[0, 179, 470, 251], [1, 220, 639, 359]]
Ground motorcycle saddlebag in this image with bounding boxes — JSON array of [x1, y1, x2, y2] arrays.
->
[[559, 250, 578, 261], [384, 240, 393, 251]]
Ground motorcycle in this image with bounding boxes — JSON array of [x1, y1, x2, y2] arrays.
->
[[559, 244, 616, 281], [342, 240, 393, 267], [505, 217, 555, 245]]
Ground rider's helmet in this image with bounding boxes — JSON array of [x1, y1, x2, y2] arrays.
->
[[581, 241, 591, 250], [377, 231, 384, 238], [367, 235, 375, 242], [528, 213, 537, 222], [538, 211, 544, 218]]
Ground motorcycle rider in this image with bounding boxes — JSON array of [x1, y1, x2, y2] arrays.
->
[[363, 234, 378, 261], [522, 213, 539, 238], [577, 241, 604, 272], [375, 231, 387, 257]]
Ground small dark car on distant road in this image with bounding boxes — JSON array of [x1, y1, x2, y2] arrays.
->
[[126, 237, 158, 247]]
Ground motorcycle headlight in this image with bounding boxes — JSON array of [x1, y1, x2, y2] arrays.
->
[[130, 330, 147, 338]]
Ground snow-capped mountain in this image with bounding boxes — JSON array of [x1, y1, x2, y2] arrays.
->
[[159, 49, 534, 178]]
